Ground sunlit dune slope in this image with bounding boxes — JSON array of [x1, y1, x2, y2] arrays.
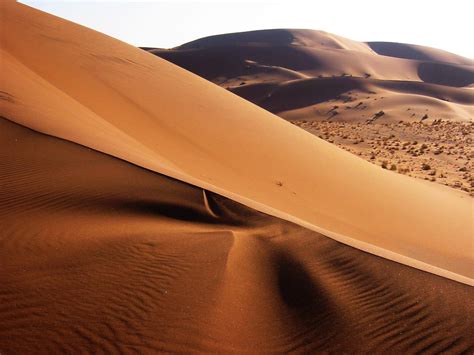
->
[[147, 29, 474, 195], [1, 118, 473, 352], [0, 2, 472, 284], [148, 29, 474, 122]]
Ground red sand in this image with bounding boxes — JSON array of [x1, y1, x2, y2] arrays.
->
[[1, 118, 473, 352], [1, 2, 473, 353]]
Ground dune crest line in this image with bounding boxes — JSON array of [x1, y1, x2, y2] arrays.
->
[[0, 2, 472, 285]]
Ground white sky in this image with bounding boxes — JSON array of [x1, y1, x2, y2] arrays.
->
[[20, 0, 474, 58]]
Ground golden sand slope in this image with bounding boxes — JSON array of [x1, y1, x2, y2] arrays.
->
[[1, 2, 472, 284], [1, 118, 473, 353], [147, 30, 474, 194]]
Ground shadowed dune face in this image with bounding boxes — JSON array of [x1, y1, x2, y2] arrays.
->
[[232, 77, 474, 115], [154, 45, 324, 80], [368, 42, 436, 61], [148, 29, 474, 123], [257, 77, 365, 113], [418, 62, 474, 87], [1, 118, 473, 353], [367, 41, 473, 66]]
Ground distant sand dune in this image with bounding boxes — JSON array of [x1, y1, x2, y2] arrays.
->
[[160, 31, 472, 194], [230, 77, 473, 115], [148, 29, 474, 122]]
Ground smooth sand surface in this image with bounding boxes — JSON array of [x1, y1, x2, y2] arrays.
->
[[149, 30, 474, 195], [1, 118, 473, 352], [1, 2, 472, 284]]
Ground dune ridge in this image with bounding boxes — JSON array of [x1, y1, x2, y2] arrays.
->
[[1, 117, 473, 352], [147, 30, 474, 195], [1, 2, 472, 284], [177, 28, 473, 66], [149, 29, 474, 122], [1, 3, 474, 352]]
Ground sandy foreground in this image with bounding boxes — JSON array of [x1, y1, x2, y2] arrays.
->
[[1, 1, 473, 353], [1, 118, 473, 352]]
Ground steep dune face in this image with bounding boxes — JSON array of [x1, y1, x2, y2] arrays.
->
[[1, 2, 472, 284], [1, 118, 473, 352], [417, 61, 474, 87], [148, 29, 474, 122]]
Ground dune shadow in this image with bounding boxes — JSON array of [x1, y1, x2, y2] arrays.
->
[[107, 190, 263, 227], [277, 255, 320, 309], [261, 77, 365, 113], [155, 45, 323, 81], [418, 62, 474, 87], [272, 250, 342, 347], [275, 253, 334, 315], [111, 199, 219, 223], [367, 42, 433, 61]]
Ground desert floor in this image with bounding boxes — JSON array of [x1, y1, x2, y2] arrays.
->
[[294, 120, 473, 195]]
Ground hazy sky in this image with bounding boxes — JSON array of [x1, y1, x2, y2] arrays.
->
[[21, 0, 474, 58]]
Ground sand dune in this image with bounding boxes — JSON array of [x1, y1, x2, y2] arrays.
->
[[148, 29, 474, 121], [234, 77, 473, 115], [1, 2, 474, 352], [1, 117, 473, 352], [147, 29, 474, 194], [1, 2, 472, 286]]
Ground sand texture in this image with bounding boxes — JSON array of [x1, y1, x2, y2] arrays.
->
[[1, 2, 472, 283], [1, 118, 473, 352], [1, 2, 473, 353]]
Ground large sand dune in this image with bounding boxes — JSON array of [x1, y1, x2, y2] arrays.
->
[[147, 29, 474, 194], [1, 2, 473, 351], [1, 117, 473, 352], [1, 2, 472, 284]]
